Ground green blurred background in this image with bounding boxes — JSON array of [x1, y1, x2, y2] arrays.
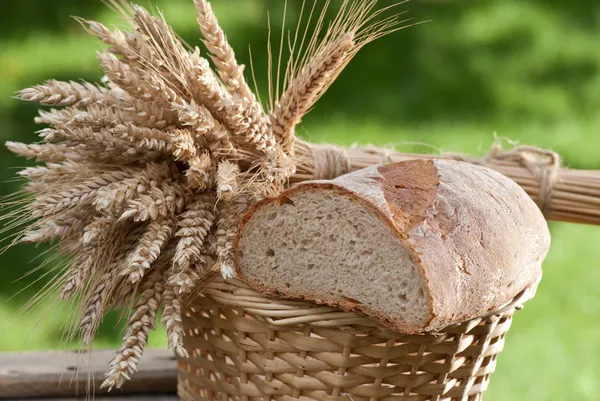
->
[[1, 1, 599, 400]]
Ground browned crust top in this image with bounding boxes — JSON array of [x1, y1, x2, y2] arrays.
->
[[377, 160, 440, 235]]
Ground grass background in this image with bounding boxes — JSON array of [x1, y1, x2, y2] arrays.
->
[[1, 1, 599, 400]]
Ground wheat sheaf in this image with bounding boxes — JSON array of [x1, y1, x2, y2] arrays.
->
[[2, 0, 411, 390]]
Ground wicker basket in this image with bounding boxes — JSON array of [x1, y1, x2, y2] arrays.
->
[[178, 280, 537, 401]]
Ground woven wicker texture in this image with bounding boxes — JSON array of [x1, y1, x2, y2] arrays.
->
[[178, 280, 535, 401]]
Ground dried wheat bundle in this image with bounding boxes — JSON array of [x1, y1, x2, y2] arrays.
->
[[294, 140, 600, 226], [3, 0, 411, 390]]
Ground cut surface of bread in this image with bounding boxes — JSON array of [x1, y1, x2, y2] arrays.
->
[[235, 159, 551, 332], [237, 188, 429, 329]]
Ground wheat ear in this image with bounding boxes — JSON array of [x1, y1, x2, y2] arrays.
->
[[170, 197, 215, 294], [271, 0, 412, 154], [101, 268, 164, 390], [123, 217, 176, 283], [6, 142, 88, 164], [79, 271, 114, 345], [193, 0, 253, 101], [18, 80, 114, 108], [194, 0, 276, 157], [271, 34, 354, 153], [215, 161, 244, 279], [161, 283, 188, 358]]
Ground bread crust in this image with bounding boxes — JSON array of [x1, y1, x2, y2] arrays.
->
[[234, 159, 550, 332]]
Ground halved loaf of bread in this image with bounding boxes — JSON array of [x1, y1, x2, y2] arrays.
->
[[234, 159, 551, 333]]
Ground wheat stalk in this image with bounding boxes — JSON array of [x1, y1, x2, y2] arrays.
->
[[292, 140, 600, 225]]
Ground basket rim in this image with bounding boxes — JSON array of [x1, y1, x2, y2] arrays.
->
[[190, 278, 538, 332]]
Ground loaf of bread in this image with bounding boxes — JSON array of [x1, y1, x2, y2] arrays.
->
[[234, 159, 551, 333]]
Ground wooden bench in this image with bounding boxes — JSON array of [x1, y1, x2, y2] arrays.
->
[[0, 349, 178, 400]]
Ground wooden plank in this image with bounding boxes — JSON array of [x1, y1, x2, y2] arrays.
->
[[23, 396, 178, 401], [0, 349, 178, 399], [23, 397, 178, 401]]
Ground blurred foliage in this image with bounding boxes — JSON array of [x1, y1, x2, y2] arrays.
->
[[1, 1, 599, 400]]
